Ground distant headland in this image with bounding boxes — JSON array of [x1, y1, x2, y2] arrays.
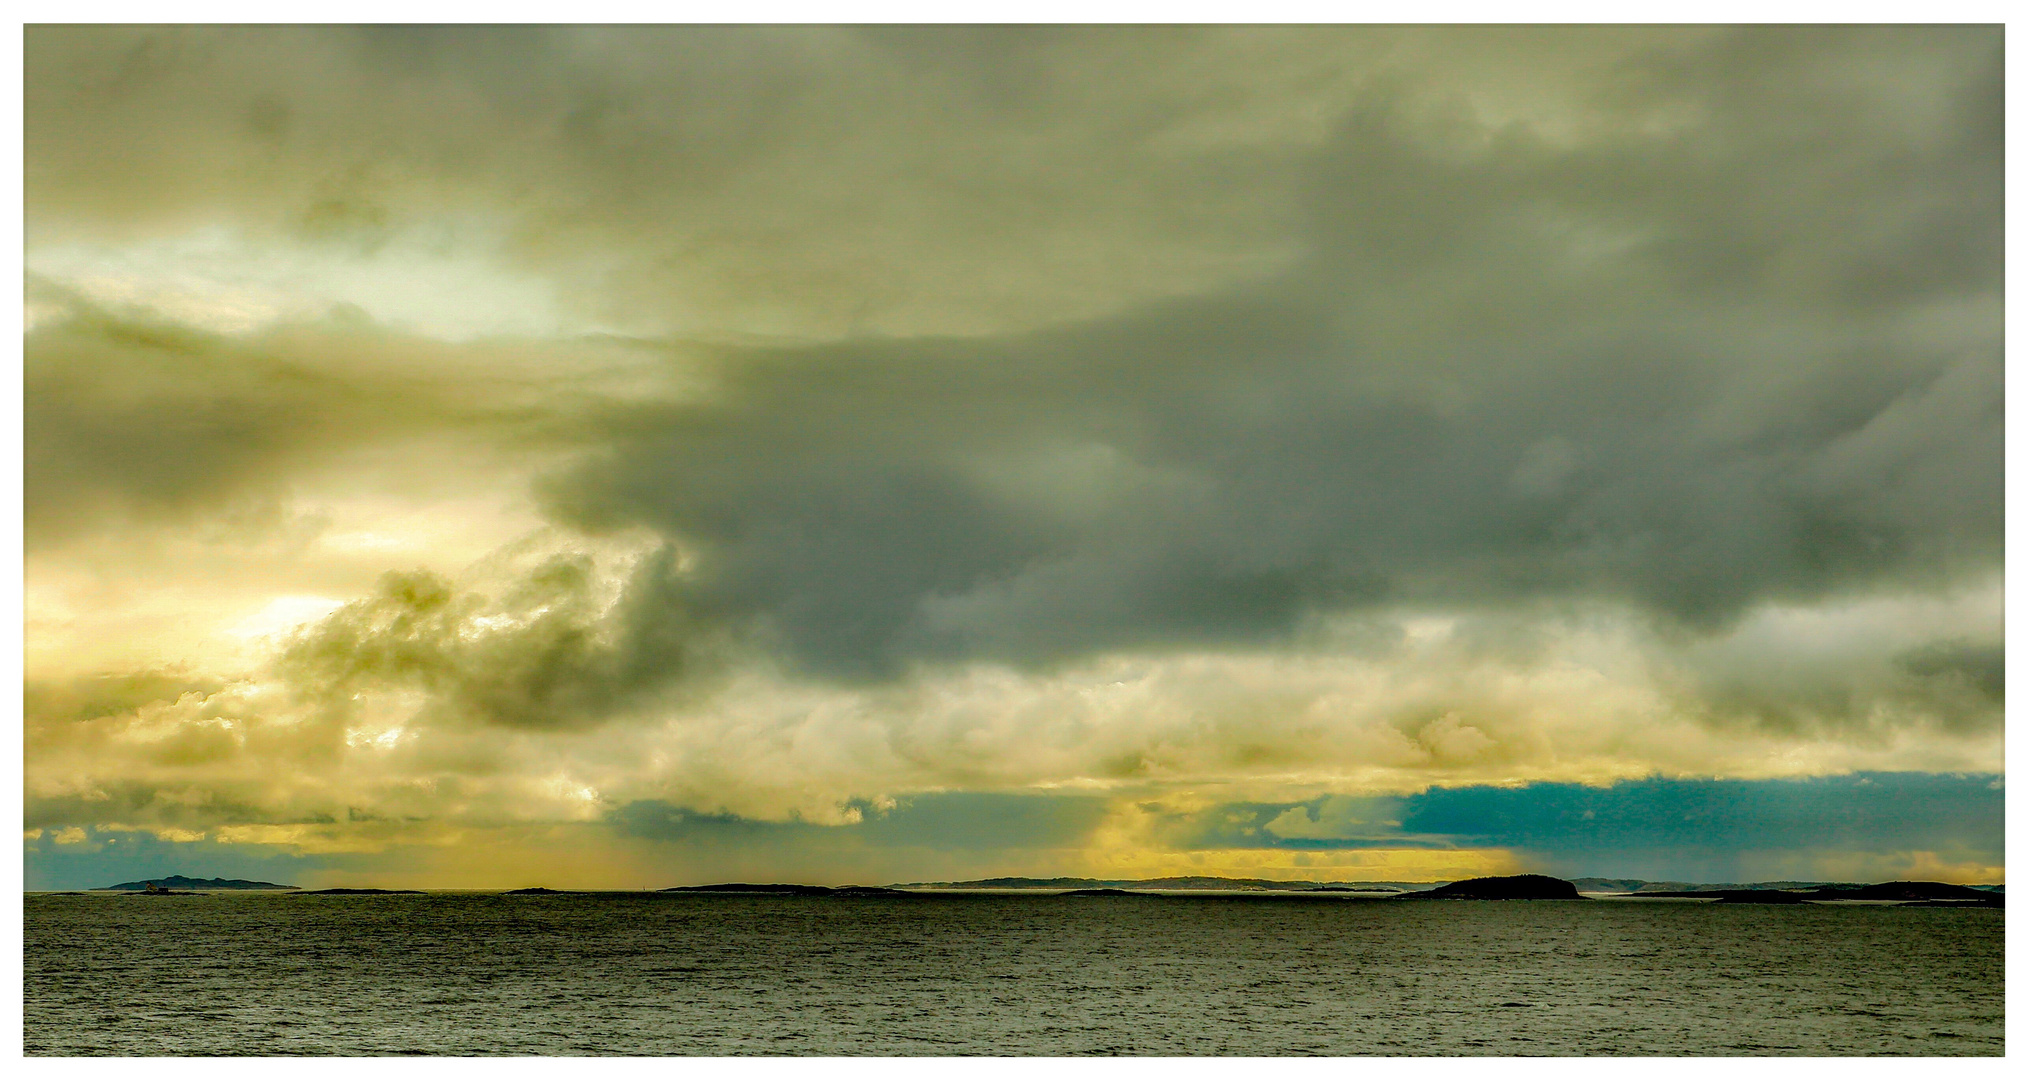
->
[[662, 883, 911, 897], [1630, 881, 2002, 907], [897, 876, 1409, 893], [69, 873, 2002, 903], [656, 874, 2001, 906], [95, 876, 297, 891]]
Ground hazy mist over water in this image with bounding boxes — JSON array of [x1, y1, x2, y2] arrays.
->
[[24, 892, 2002, 1055]]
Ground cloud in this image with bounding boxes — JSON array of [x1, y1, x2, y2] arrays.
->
[[540, 314, 1998, 683], [38, 28, 1991, 341], [26, 25, 1337, 338], [21, 27, 2005, 884], [24, 670, 228, 726], [1895, 638, 2003, 703], [277, 547, 724, 732], [525, 28, 1999, 681], [609, 791, 1110, 854], [1669, 587, 2004, 741], [25, 283, 356, 546], [21, 280, 595, 550], [26, 582, 2001, 854], [28, 27, 2000, 677]]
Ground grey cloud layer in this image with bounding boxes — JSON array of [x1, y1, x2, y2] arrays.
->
[[23, 281, 572, 549], [539, 28, 2000, 680], [26, 285, 368, 545], [27, 27, 1998, 335], [28, 25, 1351, 336]]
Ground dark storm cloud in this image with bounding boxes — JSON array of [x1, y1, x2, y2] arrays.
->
[[27, 26, 2000, 682], [542, 29, 2000, 680], [546, 318, 1996, 681]]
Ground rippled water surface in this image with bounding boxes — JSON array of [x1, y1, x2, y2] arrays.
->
[[24, 891, 2002, 1055]]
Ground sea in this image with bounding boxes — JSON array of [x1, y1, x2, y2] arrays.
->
[[22, 890, 2004, 1056]]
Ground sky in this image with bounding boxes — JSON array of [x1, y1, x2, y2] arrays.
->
[[21, 25, 2004, 890]]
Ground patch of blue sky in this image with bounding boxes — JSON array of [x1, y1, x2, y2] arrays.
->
[[1180, 772, 2004, 881]]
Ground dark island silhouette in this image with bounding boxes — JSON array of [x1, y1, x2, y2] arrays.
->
[[1830, 881, 2000, 903], [504, 887, 573, 894], [96, 875, 297, 891], [661, 883, 910, 897], [664, 883, 835, 896], [903, 876, 1407, 892], [1395, 874, 1587, 900], [1634, 881, 2002, 907]]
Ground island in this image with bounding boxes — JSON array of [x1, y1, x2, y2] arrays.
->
[[1825, 881, 2000, 903], [902, 875, 1410, 892], [95, 875, 298, 891], [1632, 880, 2003, 907], [663, 883, 836, 896], [1394, 874, 1586, 900], [660, 883, 912, 897]]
